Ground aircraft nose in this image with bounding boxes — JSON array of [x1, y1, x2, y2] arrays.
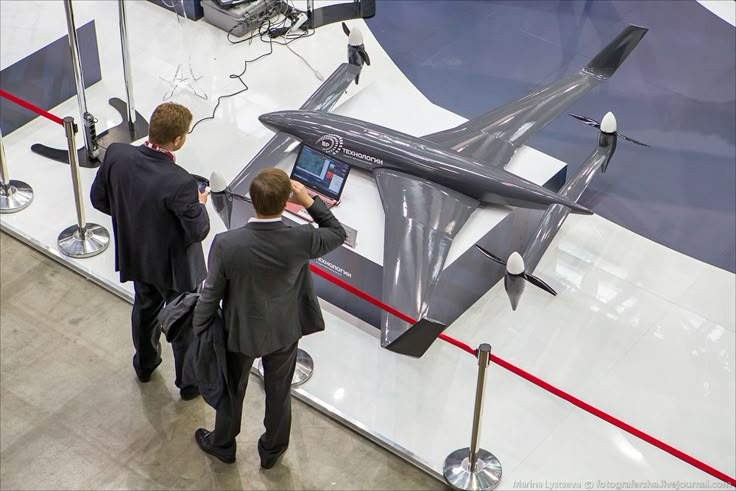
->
[[258, 112, 287, 132]]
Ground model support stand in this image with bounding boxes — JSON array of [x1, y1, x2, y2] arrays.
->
[[443, 344, 503, 491], [0, 129, 33, 213], [57, 117, 110, 258], [257, 348, 314, 387], [160, 0, 208, 100], [31, 0, 148, 167]]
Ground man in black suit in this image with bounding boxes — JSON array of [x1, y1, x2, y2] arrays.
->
[[90, 102, 209, 399], [192, 168, 346, 466]]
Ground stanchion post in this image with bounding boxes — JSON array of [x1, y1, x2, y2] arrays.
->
[[257, 348, 314, 387], [63, 0, 99, 160], [118, 0, 136, 134], [443, 343, 502, 491], [0, 128, 34, 213], [57, 117, 110, 258]]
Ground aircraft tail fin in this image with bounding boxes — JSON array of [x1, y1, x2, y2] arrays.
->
[[383, 318, 447, 358], [584, 25, 648, 79]]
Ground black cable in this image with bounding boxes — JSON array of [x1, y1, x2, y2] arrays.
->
[[189, 6, 316, 135]]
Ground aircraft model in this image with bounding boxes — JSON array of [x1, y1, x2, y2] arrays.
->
[[475, 111, 649, 311], [212, 24, 648, 358]]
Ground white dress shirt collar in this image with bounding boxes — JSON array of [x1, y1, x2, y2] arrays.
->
[[248, 216, 282, 223]]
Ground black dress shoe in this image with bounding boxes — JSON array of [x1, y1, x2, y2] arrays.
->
[[179, 386, 200, 401], [195, 428, 236, 464], [260, 449, 286, 469], [136, 359, 162, 383]]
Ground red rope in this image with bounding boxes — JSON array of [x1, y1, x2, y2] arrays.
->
[[438, 333, 477, 355], [0, 89, 64, 126], [490, 354, 736, 487], [309, 261, 735, 486], [309, 264, 477, 356]]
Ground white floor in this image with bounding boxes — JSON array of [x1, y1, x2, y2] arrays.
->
[[1, 1, 734, 488]]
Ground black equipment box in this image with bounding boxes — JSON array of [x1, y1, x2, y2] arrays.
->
[[201, 0, 285, 37]]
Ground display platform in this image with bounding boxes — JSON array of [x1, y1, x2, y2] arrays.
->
[[1, 0, 734, 487]]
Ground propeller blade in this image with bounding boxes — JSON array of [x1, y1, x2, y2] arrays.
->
[[568, 113, 601, 128], [474, 245, 506, 266], [358, 46, 371, 66], [521, 272, 557, 296], [618, 132, 650, 147], [342, 22, 350, 36]]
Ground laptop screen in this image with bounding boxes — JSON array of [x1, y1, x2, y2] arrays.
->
[[290, 145, 351, 201]]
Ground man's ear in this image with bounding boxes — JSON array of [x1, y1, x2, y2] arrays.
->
[[173, 135, 183, 147]]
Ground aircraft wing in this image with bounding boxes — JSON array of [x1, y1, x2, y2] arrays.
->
[[373, 168, 479, 356], [521, 131, 615, 273], [419, 25, 647, 167], [228, 63, 361, 196]]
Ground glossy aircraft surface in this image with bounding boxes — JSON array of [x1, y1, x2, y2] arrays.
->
[[216, 25, 648, 357]]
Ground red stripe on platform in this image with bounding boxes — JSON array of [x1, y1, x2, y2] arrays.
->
[[308, 263, 478, 356], [308, 261, 735, 486], [0, 89, 64, 125], [489, 354, 736, 486]]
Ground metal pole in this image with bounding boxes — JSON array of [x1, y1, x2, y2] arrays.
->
[[0, 128, 9, 189], [0, 127, 34, 213], [63, 0, 98, 160], [57, 117, 110, 258], [64, 118, 86, 232], [118, 0, 136, 133], [469, 344, 490, 471], [443, 343, 503, 491], [257, 348, 314, 387]]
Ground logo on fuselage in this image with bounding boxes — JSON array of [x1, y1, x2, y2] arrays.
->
[[316, 134, 343, 155], [342, 147, 383, 165], [316, 134, 384, 166], [316, 257, 352, 278]]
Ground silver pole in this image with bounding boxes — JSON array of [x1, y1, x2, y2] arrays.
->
[[57, 117, 110, 258], [469, 344, 491, 472], [63, 117, 86, 232], [63, 0, 98, 160], [442, 343, 502, 491], [0, 127, 34, 213], [257, 348, 314, 387], [118, 0, 136, 132], [0, 128, 9, 188]]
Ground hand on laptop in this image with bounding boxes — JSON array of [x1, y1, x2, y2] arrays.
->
[[290, 180, 314, 209]]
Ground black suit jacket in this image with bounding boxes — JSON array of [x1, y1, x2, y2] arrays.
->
[[192, 198, 347, 358], [90, 143, 209, 292]]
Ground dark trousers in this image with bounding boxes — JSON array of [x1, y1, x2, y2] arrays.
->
[[131, 281, 194, 389], [210, 342, 298, 460]]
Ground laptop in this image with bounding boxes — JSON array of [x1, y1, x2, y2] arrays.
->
[[285, 145, 351, 220]]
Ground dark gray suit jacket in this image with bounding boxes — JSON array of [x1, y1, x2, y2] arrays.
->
[[90, 143, 209, 292], [192, 198, 347, 358]]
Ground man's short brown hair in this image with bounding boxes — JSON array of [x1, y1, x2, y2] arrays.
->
[[250, 168, 291, 216], [148, 103, 192, 144]]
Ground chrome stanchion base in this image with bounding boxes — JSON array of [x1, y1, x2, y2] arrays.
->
[[443, 448, 502, 491], [257, 348, 314, 387], [0, 181, 34, 213], [57, 223, 110, 258]]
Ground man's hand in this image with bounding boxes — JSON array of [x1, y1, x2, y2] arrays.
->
[[198, 186, 209, 205], [290, 180, 314, 208]]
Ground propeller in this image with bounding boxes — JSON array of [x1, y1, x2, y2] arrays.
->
[[475, 245, 556, 311], [342, 22, 370, 84], [568, 112, 650, 147], [209, 171, 250, 202]]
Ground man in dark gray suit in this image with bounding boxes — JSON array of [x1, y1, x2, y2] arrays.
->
[[192, 168, 346, 466], [91, 102, 208, 400]]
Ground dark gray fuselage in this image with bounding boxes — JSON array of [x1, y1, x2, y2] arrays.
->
[[259, 111, 589, 213]]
